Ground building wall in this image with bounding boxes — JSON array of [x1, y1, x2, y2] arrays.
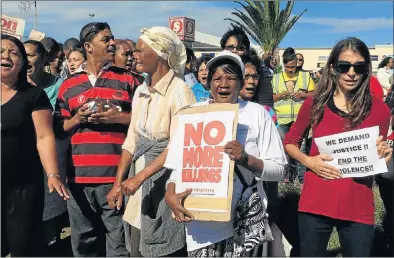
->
[[194, 44, 393, 74]]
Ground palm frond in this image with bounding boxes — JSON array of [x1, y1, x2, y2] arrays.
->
[[225, 0, 307, 54]]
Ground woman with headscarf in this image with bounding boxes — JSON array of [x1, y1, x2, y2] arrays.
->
[[1, 34, 69, 257], [106, 27, 196, 257]]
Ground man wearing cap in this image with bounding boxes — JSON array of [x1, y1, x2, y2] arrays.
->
[[55, 22, 139, 256]]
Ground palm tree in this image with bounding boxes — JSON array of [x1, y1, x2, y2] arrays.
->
[[225, 0, 307, 55]]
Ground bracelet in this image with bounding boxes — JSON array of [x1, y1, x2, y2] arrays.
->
[[47, 174, 60, 178]]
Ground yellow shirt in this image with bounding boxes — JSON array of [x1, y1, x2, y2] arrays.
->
[[122, 70, 196, 154], [279, 72, 316, 93]]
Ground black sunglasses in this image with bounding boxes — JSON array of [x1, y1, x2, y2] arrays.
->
[[335, 60, 368, 74], [297, 58, 303, 61], [224, 45, 246, 51], [82, 22, 110, 43]]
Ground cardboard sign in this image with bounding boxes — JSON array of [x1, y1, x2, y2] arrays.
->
[[170, 103, 238, 221], [1, 15, 25, 40], [169, 16, 195, 42], [314, 126, 388, 178], [29, 30, 46, 41]]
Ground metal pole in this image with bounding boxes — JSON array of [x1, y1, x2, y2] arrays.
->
[[34, 1, 37, 30]]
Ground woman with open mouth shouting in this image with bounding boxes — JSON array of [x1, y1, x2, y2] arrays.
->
[[1, 34, 69, 257], [164, 51, 287, 257], [24, 40, 64, 109], [191, 55, 212, 102], [240, 55, 278, 126]]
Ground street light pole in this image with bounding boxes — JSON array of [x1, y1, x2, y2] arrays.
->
[[34, 1, 37, 30]]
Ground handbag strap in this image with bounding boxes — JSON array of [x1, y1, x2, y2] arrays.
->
[[234, 165, 257, 194]]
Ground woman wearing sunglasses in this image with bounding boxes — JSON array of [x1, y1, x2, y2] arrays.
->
[[284, 37, 392, 256]]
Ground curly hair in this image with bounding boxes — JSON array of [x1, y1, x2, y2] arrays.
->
[[194, 55, 213, 80]]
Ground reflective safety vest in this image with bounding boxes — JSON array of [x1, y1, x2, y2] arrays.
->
[[272, 72, 311, 125]]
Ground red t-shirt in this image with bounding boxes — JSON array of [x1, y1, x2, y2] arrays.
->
[[284, 96, 390, 224], [370, 76, 384, 100]]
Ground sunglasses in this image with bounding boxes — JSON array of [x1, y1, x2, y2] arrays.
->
[[297, 58, 303, 61], [224, 45, 246, 51], [335, 60, 368, 74], [82, 22, 110, 43]]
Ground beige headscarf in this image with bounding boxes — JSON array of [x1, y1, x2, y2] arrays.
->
[[139, 27, 186, 77]]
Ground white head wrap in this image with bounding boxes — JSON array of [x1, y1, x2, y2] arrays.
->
[[139, 27, 187, 77]]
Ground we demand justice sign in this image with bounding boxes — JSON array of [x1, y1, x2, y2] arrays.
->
[[314, 126, 388, 178]]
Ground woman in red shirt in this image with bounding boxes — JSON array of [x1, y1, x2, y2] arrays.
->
[[284, 37, 392, 256]]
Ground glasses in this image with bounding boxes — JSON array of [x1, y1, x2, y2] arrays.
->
[[224, 45, 246, 51], [82, 22, 110, 43], [335, 60, 368, 74], [245, 74, 259, 80], [297, 58, 303, 61]]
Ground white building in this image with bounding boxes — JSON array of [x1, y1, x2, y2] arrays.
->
[[191, 31, 393, 74]]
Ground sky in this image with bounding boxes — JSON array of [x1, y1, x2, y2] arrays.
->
[[2, 1, 393, 48]]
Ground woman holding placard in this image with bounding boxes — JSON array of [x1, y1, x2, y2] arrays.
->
[[284, 37, 393, 257], [165, 51, 287, 257]]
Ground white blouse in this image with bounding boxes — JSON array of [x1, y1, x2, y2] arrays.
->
[[377, 67, 393, 91], [164, 99, 287, 251]]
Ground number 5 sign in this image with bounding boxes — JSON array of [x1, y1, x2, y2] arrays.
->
[[169, 17, 195, 42]]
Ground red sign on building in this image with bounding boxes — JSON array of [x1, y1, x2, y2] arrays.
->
[[169, 17, 195, 42]]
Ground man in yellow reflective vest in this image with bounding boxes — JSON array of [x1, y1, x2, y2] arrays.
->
[[273, 48, 315, 182]]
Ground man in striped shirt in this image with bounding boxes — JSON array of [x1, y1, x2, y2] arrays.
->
[[55, 22, 139, 256]]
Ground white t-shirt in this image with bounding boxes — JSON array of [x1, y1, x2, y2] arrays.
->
[[164, 99, 287, 251]]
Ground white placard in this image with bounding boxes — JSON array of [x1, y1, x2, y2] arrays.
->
[[1, 15, 25, 40], [173, 110, 235, 199], [314, 126, 388, 178]]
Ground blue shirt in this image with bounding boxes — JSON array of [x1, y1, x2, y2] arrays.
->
[[191, 82, 211, 103]]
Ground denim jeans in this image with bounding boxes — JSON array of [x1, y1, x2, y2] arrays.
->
[[278, 122, 307, 183], [298, 212, 375, 257]]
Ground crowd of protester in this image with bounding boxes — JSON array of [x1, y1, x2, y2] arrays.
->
[[1, 20, 394, 257]]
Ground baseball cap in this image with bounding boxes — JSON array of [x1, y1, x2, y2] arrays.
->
[[206, 50, 245, 78]]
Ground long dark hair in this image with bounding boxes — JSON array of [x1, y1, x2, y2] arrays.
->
[[311, 37, 372, 129], [1, 34, 29, 89], [378, 57, 393, 69]]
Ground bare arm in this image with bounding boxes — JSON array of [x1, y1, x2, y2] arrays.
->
[[136, 149, 168, 183], [33, 109, 70, 199], [121, 149, 169, 196], [285, 144, 309, 167], [114, 150, 133, 187], [33, 109, 59, 175]]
